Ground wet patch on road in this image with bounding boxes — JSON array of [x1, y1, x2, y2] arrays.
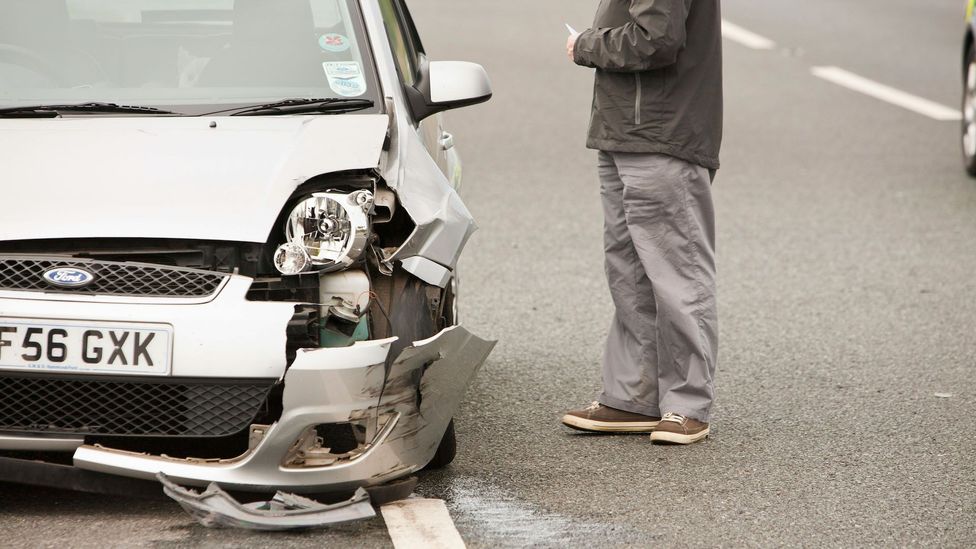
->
[[418, 475, 644, 547]]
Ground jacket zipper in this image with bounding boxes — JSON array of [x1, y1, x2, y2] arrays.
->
[[634, 73, 642, 125]]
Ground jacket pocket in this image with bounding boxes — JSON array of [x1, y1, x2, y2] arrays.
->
[[634, 73, 642, 125]]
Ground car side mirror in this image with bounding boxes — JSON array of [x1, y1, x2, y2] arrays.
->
[[405, 60, 493, 122]]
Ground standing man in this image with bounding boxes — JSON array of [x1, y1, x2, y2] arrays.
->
[[560, 0, 722, 445]]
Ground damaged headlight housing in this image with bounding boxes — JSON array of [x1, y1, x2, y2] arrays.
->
[[274, 190, 373, 275]]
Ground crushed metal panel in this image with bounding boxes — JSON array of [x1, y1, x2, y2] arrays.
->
[[377, 326, 496, 470], [70, 329, 493, 493], [158, 473, 376, 531], [389, 128, 478, 271]]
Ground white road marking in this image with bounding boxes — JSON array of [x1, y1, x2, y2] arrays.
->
[[811, 66, 962, 121], [382, 498, 466, 549], [721, 20, 776, 50]]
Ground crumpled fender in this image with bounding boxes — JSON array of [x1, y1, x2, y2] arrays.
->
[[374, 325, 496, 469], [387, 125, 478, 283]]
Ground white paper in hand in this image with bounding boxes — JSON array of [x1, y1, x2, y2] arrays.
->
[[565, 23, 579, 35]]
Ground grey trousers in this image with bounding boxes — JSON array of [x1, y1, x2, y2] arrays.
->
[[597, 151, 718, 422]]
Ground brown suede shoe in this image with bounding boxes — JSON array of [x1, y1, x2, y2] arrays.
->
[[649, 412, 710, 444], [561, 402, 661, 433]]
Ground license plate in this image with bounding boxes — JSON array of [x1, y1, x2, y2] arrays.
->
[[0, 319, 172, 376]]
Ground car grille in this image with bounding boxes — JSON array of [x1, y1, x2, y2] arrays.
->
[[0, 374, 276, 437], [0, 257, 227, 297]]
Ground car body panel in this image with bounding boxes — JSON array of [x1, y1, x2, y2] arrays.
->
[[387, 127, 478, 272], [0, 115, 389, 243], [0, 276, 294, 379], [73, 326, 495, 493]]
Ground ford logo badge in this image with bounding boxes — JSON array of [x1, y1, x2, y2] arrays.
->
[[43, 267, 96, 288]]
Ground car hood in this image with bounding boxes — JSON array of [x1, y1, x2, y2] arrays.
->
[[0, 115, 389, 243]]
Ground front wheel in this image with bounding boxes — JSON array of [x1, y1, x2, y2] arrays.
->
[[424, 419, 457, 470], [962, 44, 976, 177]]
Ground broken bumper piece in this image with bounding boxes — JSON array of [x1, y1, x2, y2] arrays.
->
[[72, 326, 495, 494], [158, 473, 376, 530]]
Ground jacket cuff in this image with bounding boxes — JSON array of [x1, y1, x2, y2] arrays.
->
[[573, 29, 595, 67]]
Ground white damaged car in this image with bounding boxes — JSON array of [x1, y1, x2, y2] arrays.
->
[[0, 0, 494, 516]]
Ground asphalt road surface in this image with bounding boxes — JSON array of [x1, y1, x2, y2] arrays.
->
[[3, 1, 975, 547]]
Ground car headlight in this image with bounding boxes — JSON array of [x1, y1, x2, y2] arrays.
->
[[274, 190, 372, 275]]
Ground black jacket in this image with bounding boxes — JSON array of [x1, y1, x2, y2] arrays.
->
[[574, 0, 723, 170]]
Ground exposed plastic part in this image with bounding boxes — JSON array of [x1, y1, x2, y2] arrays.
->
[[399, 256, 452, 288], [0, 433, 84, 451], [320, 316, 369, 348], [319, 270, 371, 324], [317, 270, 370, 347], [282, 413, 398, 468], [158, 473, 376, 531], [371, 187, 397, 223], [0, 455, 166, 499]]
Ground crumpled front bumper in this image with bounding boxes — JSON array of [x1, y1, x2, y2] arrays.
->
[[70, 325, 494, 494]]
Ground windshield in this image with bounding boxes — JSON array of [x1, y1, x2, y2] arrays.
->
[[0, 0, 380, 115]]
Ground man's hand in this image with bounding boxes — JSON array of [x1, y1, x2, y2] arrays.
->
[[567, 33, 580, 61]]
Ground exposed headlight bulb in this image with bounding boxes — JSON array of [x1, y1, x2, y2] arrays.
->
[[273, 242, 311, 275], [275, 191, 372, 275], [318, 215, 351, 239]]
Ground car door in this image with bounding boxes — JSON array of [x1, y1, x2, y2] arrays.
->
[[378, 0, 461, 188]]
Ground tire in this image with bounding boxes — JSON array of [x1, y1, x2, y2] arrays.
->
[[424, 419, 457, 470], [423, 275, 458, 470], [371, 267, 458, 470], [962, 43, 976, 177]]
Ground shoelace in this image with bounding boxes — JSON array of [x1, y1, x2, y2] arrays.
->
[[584, 401, 602, 412], [661, 412, 686, 424]]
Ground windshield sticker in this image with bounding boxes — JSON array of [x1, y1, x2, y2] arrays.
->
[[324, 61, 362, 78], [324, 62, 366, 97], [319, 33, 351, 53]]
